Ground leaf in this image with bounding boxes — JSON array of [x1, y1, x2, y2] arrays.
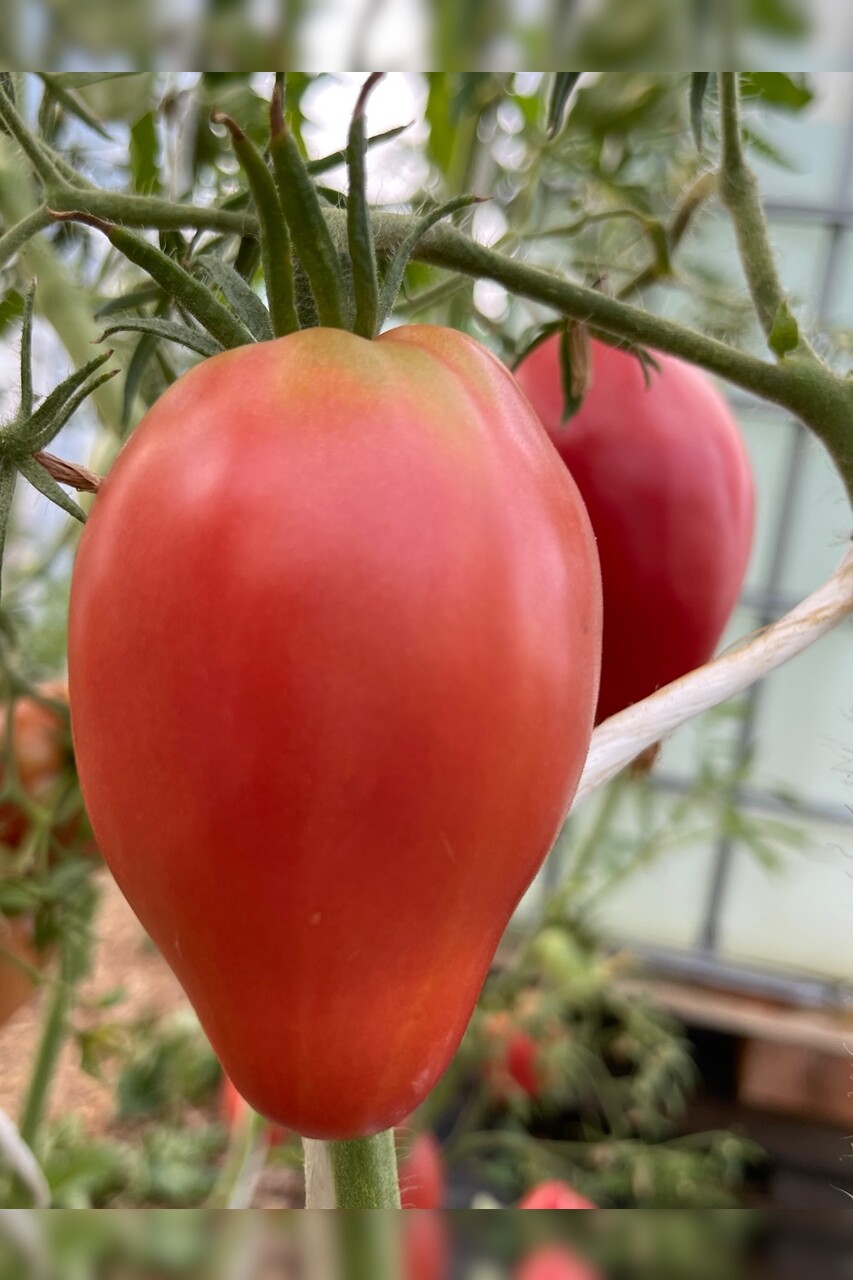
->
[[0, 290, 25, 336], [39, 74, 111, 140], [548, 72, 584, 140], [46, 72, 141, 90], [195, 257, 273, 342], [130, 111, 160, 195], [98, 315, 223, 359], [16, 457, 86, 524], [747, 0, 809, 38], [741, 72, 813, 112], [690, 72, 711, 151]]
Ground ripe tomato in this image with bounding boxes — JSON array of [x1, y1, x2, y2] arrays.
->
[[519, 1180, 596, 1210], [404, 1212, 449, 1280], [219, 1074, 289, 1146], [398, 1130, 445, 1210], [0, 682, 74, 848], [0, 913, 46, 1028], [68, 326, 602, 1139], [515, 1246, 600, 1280], [515, 338, 754, 722], [482, 1010, 542, 1100]]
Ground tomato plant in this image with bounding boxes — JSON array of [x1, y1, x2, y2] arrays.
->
[[69, 324, 602, 1140], [515, 338, 754, 721]]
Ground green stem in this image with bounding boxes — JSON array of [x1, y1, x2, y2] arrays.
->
[[336, 1214, 401, 1280], [309, 1132, 401, 1208], [17, 962, 69, 1149], [717, 72, 809, 353], [0, 206, 51, 271], [46, 186, 252, 235], [0, 89, 66, 187]]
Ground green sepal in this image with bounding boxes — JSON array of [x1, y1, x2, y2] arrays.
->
[[347, 75, 384, 340], [97, 315, 223, 359], [195, 256, 273, 342], [17, 456, 86, 524], [270, 77, 350, 330]]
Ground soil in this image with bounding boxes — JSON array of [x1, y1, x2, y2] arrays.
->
[[0, 871, 303, 1207]]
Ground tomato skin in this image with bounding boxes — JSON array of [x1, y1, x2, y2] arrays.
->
[[399, 1131, 445, 1210], [519, 1180, 596, 1210], [68, 326, 602, 1140], [515, 1246, 600, 1280], [515, 338, 754, 722]]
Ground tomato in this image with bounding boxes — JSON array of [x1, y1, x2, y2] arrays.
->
[[515, 338, 754, 722], [0, 913, 46, 1028], [0, 682, 73, 848], [398, 1130, 445, 1210], [519, 1180, 596, 1210], [515, 1246, 600, 1280], [219, 1074, 289, 1146], [68, 326, 602, 1139], [482, 1010, 542, 1100], [404, 1212, 449, 1280]]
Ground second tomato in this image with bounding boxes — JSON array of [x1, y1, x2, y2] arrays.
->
[[516, 338, 754, 722]]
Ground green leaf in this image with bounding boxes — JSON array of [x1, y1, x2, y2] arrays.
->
[[122, 333, 159, 430], [9, 350, 115, 453], [46, 72, 141, 90], [690, 72, 711, 151], [39, 74, 111, 140], [130, 111, 160, 195], [98, 315, 223, 359], [308, 123, 412, 176], [747, 0, 809, 38], [741, 72, 813, 112], [195, 257, 273, 342], [16, 457, 86, 524], [0, 289, 25, 338], [548, 72, 583, 140]]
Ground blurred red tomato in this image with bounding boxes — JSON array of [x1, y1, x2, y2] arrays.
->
[[219, 1074, 289, 1146], [519, 1180, 596, 1209], [404, 1212, 449, 1280], [516, 338, 754, 722], [515, 1245, 600, 1280], [399, 1130, 445, 1209], [0, 682, 79, 848]]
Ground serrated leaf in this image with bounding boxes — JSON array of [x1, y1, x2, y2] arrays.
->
[[98, 316, 222, 359], [195, 257, 273, 342], [741, 72, 813, 112], [130, 111, 160, 195], [690, 72, 711, 151], [548, 72, 583, 139], [17, 457, 86, 523], [47, 72, 141, 90]]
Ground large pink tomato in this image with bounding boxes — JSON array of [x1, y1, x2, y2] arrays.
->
[[69, 326, 602, 1139], [515, 338, 754, 722]]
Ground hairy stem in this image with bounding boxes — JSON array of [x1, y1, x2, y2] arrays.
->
[[717, 72, 809, 353], [303, 1132, 401, 1208]]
